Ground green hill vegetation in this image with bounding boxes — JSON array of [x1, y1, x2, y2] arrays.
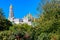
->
[[0, 0, 60, 40]]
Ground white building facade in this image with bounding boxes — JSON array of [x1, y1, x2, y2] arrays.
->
[[8, 5, 32, 25]]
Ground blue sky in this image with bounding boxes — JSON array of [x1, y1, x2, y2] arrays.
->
[[0, 0, 40, 18]]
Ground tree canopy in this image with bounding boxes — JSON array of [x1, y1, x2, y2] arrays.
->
[[0, 0, 60, 40], [0, 8, 12, 31]]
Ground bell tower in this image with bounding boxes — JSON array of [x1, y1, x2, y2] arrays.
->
[[8, 4, 14, 22]]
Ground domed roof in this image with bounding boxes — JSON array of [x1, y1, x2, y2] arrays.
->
[[25, 12, 32, 19], [10, 4, 13, 8]]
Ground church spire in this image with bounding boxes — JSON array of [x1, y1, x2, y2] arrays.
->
[[9, 4, 14, 19]]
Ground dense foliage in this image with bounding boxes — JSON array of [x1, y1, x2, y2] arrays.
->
[[36, 0, 60, 40], [0, 0, 60, 40], [0, 8, 12, 30]]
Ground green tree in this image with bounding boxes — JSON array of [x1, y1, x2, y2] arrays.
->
[[36, 0, 60, 40], [0, 8, 12, 31]]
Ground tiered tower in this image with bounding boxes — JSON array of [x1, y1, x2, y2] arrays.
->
[[8, 5, 14, 22]]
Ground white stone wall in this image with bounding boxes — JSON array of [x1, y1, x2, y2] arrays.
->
[[14, 19, 20, 24]]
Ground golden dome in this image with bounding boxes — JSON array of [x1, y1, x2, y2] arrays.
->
[[10, 4, 12, 8]]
